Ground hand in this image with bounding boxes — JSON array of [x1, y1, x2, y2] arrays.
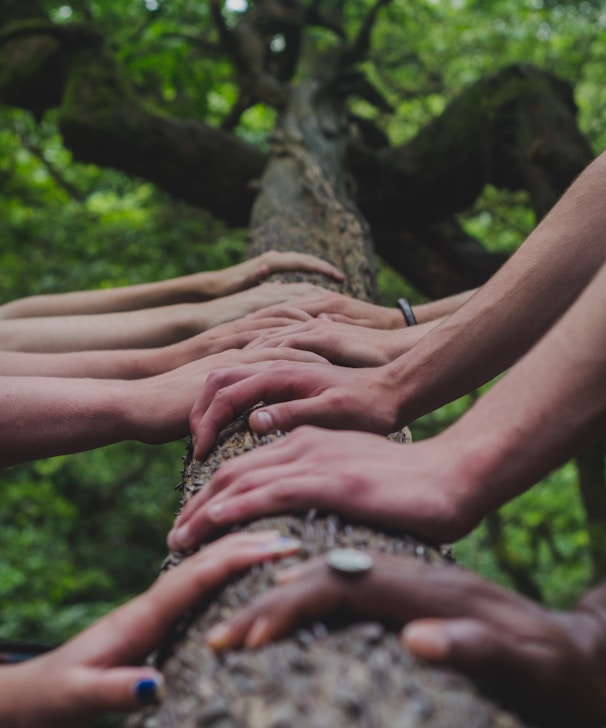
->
[[200, 282, 338, 330], [208, 251, 344, 297], [253, 290, 403, 329], [205, 552, 606, 728], [168, 427, 478, 551], [0, 531, 301, 728], [131, 347, 329, 445], [189, 359, 401, 460], [245, 318, 404, 366], [165, 310, 316, 369]]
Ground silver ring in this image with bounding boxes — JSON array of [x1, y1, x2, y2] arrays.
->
[[326, 548, 373, 576]]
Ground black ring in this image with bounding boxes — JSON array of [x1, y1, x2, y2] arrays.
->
[[397, 297, 417, 326]]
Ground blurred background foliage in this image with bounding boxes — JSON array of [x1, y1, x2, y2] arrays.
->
[[1, 0, 605, 645]]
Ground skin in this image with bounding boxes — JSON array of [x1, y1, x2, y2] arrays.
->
[[171, 258, 606, 550], [0, 250, 344, 319], [0, 346, 326, 467], [0, 531, 301, 728], [248, 287, 474, 329], [245, 316, 440, 366], [0, 311, 313, 379], [0, 282, 329, 353], [189, 150, 606, 459], [204, 553, 606, 728]]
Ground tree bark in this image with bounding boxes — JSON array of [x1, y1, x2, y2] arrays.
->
[[127, 79, 528, 728]]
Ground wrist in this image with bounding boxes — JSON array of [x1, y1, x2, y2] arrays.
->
[[429, 426, 501, 535], [385, 305, 407, 329]]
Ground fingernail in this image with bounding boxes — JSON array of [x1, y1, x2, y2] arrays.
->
[[209, 503, 224, 521], [168, 525, 189, 550], [246, 616, 271, 648], [134, 676, 165, 704], [254, 410, 273, 432], [402, 624, 450, 660], [206, 622, 233, 651], [261, 536, 301, 554]]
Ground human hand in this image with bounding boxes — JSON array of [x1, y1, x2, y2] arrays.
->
[[166, 310, 315, 369], [245, 318, 404, 366], [131, 347, 329, 445], [0, 531, 301, 728], [168, 427, 477, 551], [189, 358, 401, 460], [204, 552, 606, 728], [201, 282, 339, 329], [208, 251, 344, 297], [248, 290, 403, 329]]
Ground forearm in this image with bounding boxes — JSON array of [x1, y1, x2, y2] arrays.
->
[[412, 288, 477, 324], [0, 348, 173, 379], [0, 304, 201, 352], [388, 151, 606, 423], [0, 273, 218, 320], [438, 261, 606, 521], [0, 376, 138, 465]]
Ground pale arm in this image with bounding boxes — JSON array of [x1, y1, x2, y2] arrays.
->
[[412, 287, 476, 324], [0, 311, 314, 378], [0, 282, 325, 353], [0, 346, 325, 466], [388, 151, 606, 424], [0, 250, 343, 319]]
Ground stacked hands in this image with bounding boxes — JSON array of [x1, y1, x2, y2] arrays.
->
[[4, 150, 606, 728], [170, 152, 606, 728]]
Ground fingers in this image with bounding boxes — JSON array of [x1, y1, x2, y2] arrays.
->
[[257, 251, 344, 282], [246, 305, 313, 323], [247, 394, 345, 435], [170, 473, 330, 549], [70, 666, 167, 715], [402, 618, 502, 664], [189, 366, 283, 459], [64, 532, 301, 666], [190, 361, 330, 460], [206, 560, 344, 651]]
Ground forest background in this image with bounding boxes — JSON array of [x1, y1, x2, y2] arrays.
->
[[1, 0, 606, 646]]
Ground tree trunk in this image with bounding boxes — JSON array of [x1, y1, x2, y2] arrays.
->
[[127, 80, 528, 728]]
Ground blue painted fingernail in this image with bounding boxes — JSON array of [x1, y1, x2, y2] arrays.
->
[[134, 677, 164, 704], [263, 536, 301, 553]]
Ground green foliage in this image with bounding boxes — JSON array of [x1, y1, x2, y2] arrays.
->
[[0, 105, 247, 644], [1, 0, 604, 649]]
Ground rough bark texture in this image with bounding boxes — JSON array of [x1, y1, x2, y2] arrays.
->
[[127, 81, 529, 728]]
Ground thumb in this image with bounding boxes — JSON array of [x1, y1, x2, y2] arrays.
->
[[75, 667, 166, 714], [249, 397, 330, 434], [401, 618, 503, 667]]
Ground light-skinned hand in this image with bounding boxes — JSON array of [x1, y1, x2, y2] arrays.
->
[[169, 427, 480, 551], [207, 250, 344, 297], [189, 360, 401, 461], [0, 531, 301, 728]]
